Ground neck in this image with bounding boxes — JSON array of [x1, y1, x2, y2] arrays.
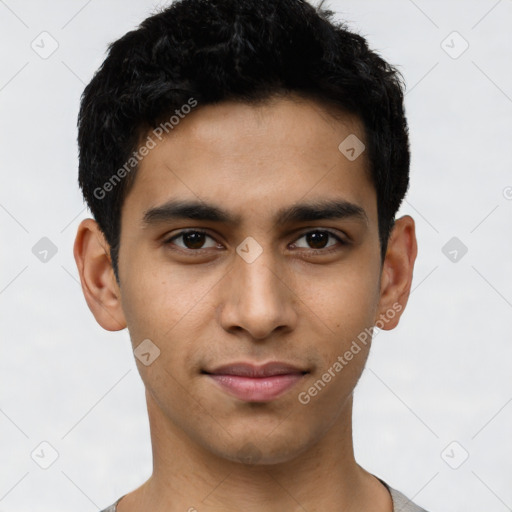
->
[[118, 392, 392, 512]]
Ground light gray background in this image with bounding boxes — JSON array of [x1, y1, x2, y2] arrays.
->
[[1, 0, 511, 510]]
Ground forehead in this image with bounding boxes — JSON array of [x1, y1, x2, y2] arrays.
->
[[122, 96, 376, 228]]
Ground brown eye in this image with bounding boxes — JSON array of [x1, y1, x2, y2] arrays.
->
[[306, 231, 329, 249], [293, 230, 342, 251], [182, 231, 206, 249], [166, 230, 219, 250]]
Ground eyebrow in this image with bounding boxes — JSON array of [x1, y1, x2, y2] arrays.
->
[[142, 198, 368, 227]]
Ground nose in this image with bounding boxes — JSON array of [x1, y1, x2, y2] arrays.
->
[[218, 248, 298, 340]]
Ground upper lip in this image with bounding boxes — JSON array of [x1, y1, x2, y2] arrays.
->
[[204, 362, 308, 377]]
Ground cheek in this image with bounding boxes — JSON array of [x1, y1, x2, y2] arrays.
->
[[119, 249, 215, 340], [293, 258, 381, 346], [118, 255, 226, 391], [294, 269, 379, 415]]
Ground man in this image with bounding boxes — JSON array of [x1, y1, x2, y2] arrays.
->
[[74, 0, 427, 510]]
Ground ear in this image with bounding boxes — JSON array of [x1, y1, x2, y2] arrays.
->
[[375, 215, 417, 330], [73, 218, 126, 331]]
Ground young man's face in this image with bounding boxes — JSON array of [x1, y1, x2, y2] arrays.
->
[[77, 95, 415, 465]]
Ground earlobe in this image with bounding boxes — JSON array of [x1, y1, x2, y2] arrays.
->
[[73, 218, 127, 331], [376, 215, 417, 330]]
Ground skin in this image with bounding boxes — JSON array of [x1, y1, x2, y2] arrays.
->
[[74, 95, 417, 512]]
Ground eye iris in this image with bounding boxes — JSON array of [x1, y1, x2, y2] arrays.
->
[[307, 231, 329, 249], [183, 232, 205, 249]]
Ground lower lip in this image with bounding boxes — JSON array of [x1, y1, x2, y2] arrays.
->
[[207, 373, 305, 402]]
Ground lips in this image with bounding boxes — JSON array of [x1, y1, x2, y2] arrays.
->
[[203, 362, 308, 402]]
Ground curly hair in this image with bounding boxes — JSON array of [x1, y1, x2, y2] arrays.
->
[[78, 0, 410, 280]]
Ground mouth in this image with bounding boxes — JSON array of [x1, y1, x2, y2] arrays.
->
[[202, 362, 309, 402]]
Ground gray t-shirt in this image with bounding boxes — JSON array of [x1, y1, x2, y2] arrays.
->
[[99, 479, 429, 511]]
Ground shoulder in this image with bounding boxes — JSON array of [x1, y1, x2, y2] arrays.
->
[[379, 478, 430, 512], [98, 496, 123, 512]]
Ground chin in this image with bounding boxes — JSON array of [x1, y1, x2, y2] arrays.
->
[[206, 433, 314, 467]]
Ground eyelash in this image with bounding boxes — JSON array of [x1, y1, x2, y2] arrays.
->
[[163, 229, 348, 255]]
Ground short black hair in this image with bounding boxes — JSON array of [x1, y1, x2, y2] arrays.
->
[[78, 0, 410, 280]]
